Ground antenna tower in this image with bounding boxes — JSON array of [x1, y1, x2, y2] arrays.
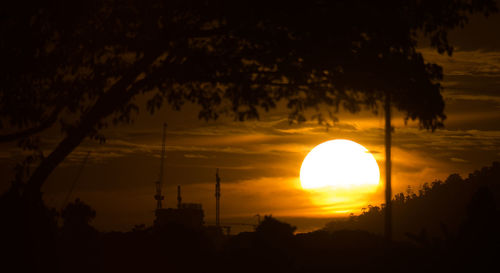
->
[[215, 168, 221, 227], [154, 123, 167, 209]]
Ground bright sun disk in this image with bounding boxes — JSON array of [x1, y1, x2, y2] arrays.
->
[[300, 139, 380, 189], [300, 139, 380, 213]]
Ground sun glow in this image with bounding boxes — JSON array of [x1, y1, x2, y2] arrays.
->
[[300, 139, 381, 213]]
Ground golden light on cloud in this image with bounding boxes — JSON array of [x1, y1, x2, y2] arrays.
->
[[300, 139, 381, 213]]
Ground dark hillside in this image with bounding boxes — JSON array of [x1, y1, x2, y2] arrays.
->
[[325, 162, 500, 241]]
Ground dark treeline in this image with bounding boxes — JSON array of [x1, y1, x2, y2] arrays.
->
[[1, 162, 499, 273], [326, 162, 500, 239]]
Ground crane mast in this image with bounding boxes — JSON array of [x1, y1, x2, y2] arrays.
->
[[155, 123, 167, 210], [62, 151, 91, 209], [215, 168, 221, 228]]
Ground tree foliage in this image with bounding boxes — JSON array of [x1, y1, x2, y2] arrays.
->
[[0, 0, 497, 192], [61, 198, 96, 228]]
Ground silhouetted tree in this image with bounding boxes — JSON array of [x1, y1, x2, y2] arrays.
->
[[255, 215, 297, 236], [58, 198, 99, 273], [455, 186, 500, 270], [0, 186, 58, 273], [220, 216, 298, 273], [254, 215, 296, 253], [2, 3, 498, 252], [325, 162, 500, 242], [61, 198, 96, 230], [2, 0, 497, 198]]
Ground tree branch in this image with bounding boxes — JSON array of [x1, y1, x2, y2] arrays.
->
[[0, 106, 63, 143], [24, 47, 165, 195]]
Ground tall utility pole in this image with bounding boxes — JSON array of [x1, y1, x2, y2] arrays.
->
[[177, 185, 182, 209], [215, 168, 221, 228], [384, 94, 392, 243], [154, 123, 167, 210]]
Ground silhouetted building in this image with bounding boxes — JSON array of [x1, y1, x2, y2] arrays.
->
[[154, 204, 204, 230], [154, 185, 204, 230]]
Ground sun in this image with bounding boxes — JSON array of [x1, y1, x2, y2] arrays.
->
[[300, 139, 380, 212]]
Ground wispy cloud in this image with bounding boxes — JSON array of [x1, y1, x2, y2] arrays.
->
[[420, 48, 500, 77], [451, 157, 469, 163], [183, 153, 209, 159]]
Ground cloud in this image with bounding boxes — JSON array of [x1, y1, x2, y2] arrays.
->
[[420, 48, 500, 77], [451, 157, 469, 163], [445, 90, 500, 101], [183, 153, 209, 159]]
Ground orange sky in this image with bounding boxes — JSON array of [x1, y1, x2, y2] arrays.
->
[[1, 14, 500, 233], [32, 90, 499, 232]]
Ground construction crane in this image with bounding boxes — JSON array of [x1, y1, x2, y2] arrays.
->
[[154, 123, 167, 210], [223, 223, 257, 228], [223, 215, 260, 229], [215, 168, 221, 228], [62, 151, 91, 209]]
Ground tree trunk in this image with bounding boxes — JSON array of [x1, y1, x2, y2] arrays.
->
[[24, 50, 164, 199], [384, 93, 392, 243]]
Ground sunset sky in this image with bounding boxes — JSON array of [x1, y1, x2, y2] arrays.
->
[[1, 13, 499, 233]]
